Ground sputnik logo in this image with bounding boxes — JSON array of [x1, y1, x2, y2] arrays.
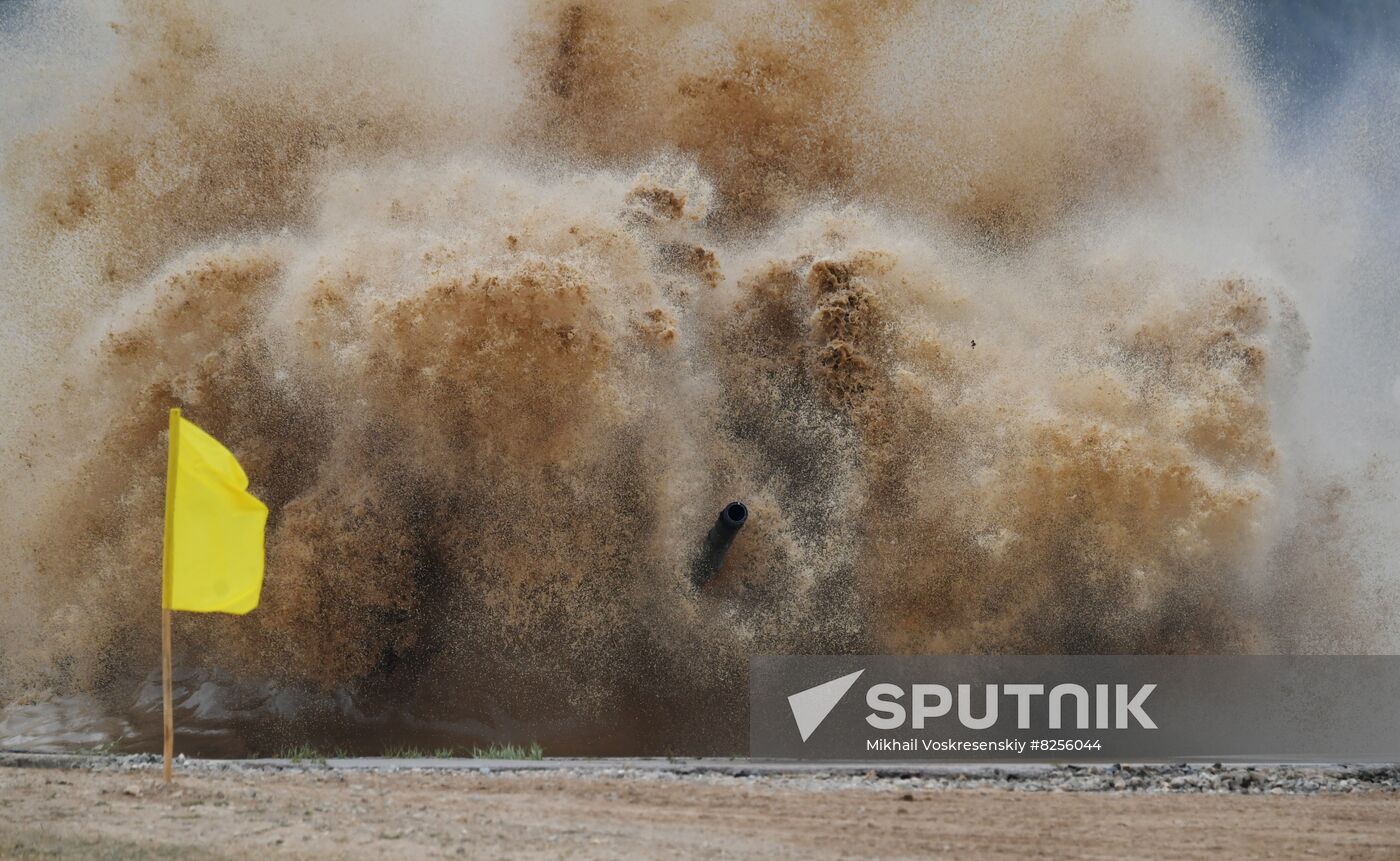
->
[[788, 669, 865, 742]]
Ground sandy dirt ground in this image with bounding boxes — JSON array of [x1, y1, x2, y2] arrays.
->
[[2, 766, 1400, 860]]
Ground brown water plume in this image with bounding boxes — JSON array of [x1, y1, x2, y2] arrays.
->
[[0, 0, 1387, 754]]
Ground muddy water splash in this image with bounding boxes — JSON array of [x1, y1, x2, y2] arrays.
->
[[0, 0, 1389, 754]]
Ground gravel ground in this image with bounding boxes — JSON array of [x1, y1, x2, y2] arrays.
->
[[2, 756, 1400, 856], [4, 754, 1400, 859], [7, 751, 1400, 794]]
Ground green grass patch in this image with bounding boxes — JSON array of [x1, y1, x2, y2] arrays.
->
[[273, 742, 543, 760], [470, 741, 544, 760], [276, 743, 327, 764], [75, 741, 118, 756]]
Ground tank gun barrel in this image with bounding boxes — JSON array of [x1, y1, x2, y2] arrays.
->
[[691, 501, 748, 589]]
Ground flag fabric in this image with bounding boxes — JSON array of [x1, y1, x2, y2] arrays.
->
[[161, 408, 268, 614]]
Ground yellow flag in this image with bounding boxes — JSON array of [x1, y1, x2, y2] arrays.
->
[[161, 408, 268, 614]]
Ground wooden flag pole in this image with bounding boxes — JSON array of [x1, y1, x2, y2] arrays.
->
[[162, 408, 179, 785], [162, 607, 173, 783]]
